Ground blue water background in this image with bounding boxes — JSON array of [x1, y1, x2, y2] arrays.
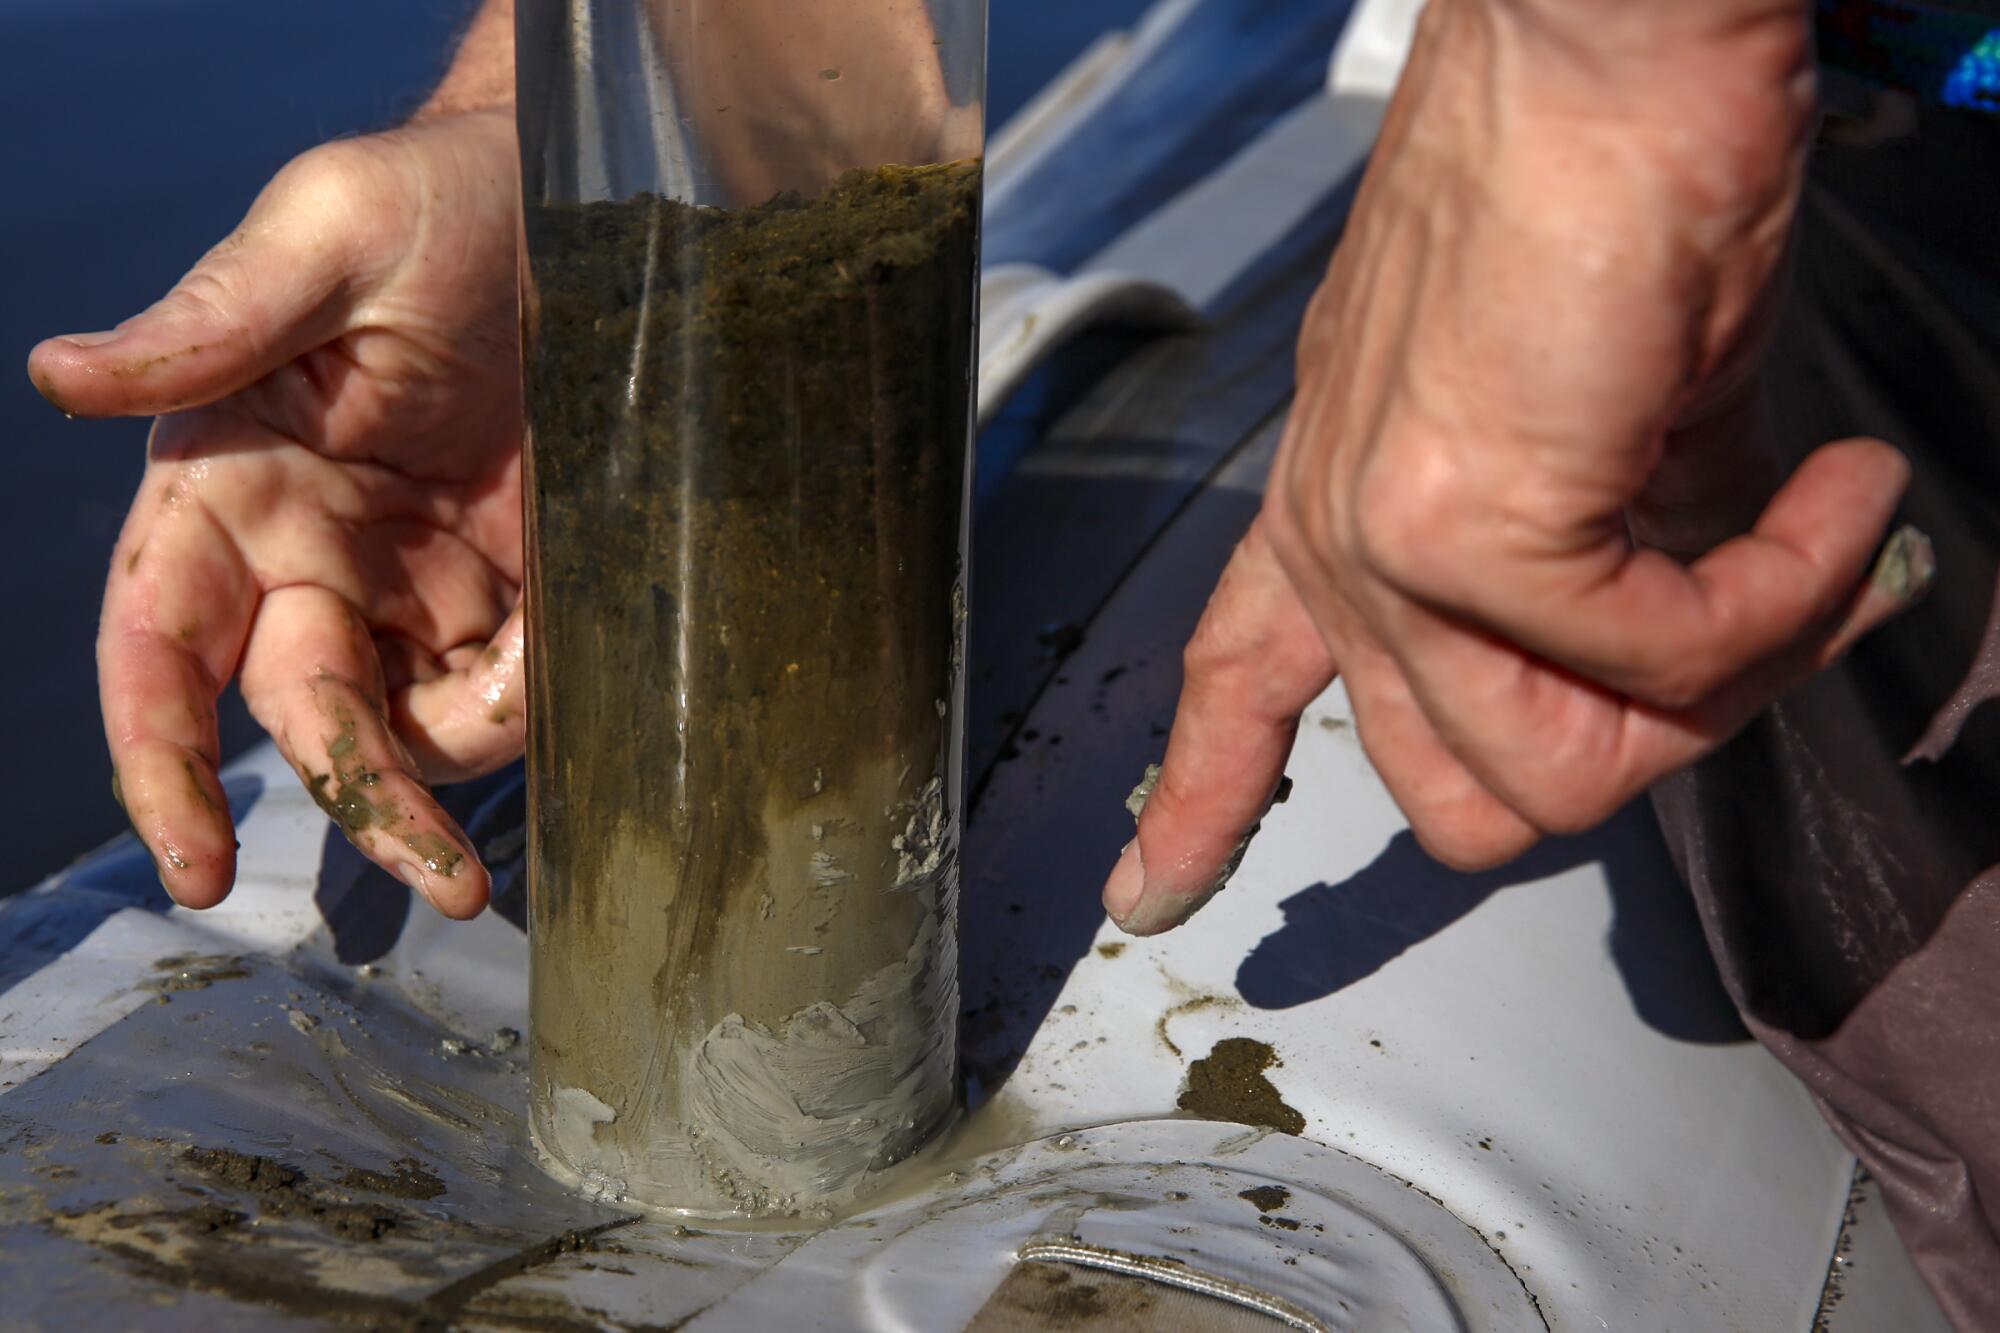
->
[[0, 0, 1152, 885]]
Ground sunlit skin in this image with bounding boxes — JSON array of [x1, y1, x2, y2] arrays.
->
[[1101, 0, 1920, 933], [639, 0, 983, 201]]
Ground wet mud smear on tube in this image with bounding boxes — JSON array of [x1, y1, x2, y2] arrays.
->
[[522, 162, 981, 1217]]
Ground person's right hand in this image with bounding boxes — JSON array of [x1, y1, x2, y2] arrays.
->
[[1104, 0, 1928, 935], [28, 110, 525, 919]]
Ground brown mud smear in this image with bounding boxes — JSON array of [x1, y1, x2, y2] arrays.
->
[[522, 161, 980, 1215], [303, 699, 466, 877], [1237, 1184, 1290, 1214], [53, 1190, 636, 1332], [1154, 993, 1237, 1060], [36, 1134, 644, 1330], [147, 955, 252, 994], [181, 1147, 407, 1242], [1177, 1038, 1307, 1136], [340, 1158, 448, 1201]]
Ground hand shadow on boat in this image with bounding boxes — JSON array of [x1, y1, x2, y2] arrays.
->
[[1234, 802, 1751, 1045]]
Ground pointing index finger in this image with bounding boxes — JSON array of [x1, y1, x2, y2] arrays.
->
[[1103, 521, 1335, 936]]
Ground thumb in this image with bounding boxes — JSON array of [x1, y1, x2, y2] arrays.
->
[[1104, 520, 1336, 936], [29, 146, 376, 419]]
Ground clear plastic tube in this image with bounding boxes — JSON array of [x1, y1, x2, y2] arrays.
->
[[515, 0, 984, 1218]]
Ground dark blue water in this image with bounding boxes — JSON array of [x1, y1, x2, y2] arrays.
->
[[0, 0, 1153, 886]]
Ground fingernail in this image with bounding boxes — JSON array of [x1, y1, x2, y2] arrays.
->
[[58, 329, 125, 349], [1870, 524, 1935, 603], [30, 368, 73, 417], [151, 841, 192, 901], [1103, 839, 1146, 922], [1104, 838, 1221, 938], [396, 860, 437, 908], [1117, 882, 1223, 937]]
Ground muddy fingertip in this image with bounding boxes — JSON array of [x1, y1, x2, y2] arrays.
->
[[1102, 839, 1145, 923], [395, 835, 490, 920], [152, 840, 235, 911]]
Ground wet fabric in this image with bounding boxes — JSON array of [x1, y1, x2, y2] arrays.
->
[[1651, 100, 2000, 1330]]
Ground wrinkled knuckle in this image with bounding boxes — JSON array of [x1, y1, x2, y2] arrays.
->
[[1511, 778, 1621, 839], [162, 267, 241, 329], [1410, 815, 1520, 873], [1265, 485, 1327, 570], [1148, 764, 1199, 826], [1351, 453, 1460, 595], [1627, 653, 1720, 711], [1180, 613, 1239, 685], [273, 139, 374, 208]]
